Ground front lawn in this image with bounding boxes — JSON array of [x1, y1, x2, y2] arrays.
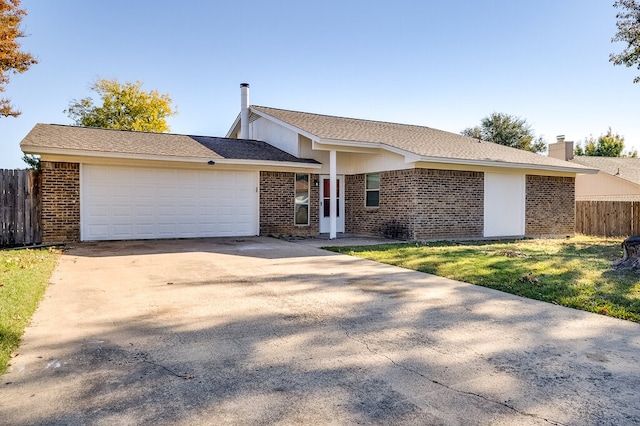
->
[[0, 248, 60, 375], [326, 236, 640, 322]]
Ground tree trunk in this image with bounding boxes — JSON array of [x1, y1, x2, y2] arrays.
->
[[614, 235, 640, 269]]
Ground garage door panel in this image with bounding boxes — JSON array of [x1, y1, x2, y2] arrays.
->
[[134, 172, 155, 185], [88, 204, 108, 215], [198, 223, 216, 233], [178, 192, 197, 202], [81, 165, 259, 241], [112, 224, 133, 237], [158, 223, 177, 236], [113, 206, 132, 218], [88, 224, 109, 238], [135, 205, 154, 216], [135, 223, 155, 235], [199, 206, 215, 215], [133, 184, 154, 194], [113, 186, 132, 197], [89, 187, 110, 198]]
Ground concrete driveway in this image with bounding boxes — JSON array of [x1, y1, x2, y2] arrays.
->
[[2, 237, 640, 425]]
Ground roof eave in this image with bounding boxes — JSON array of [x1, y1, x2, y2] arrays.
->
[[415, 155, 599, 174], [21, 146, 321, 168], [212, 158, 322, 169], [317, 138, 381, 149], [21, 146, 223, 163], [315, 138, 595, 173]]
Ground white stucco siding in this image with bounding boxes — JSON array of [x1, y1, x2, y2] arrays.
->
[[249, 118, 299, 156], [484, 172, 526, 237], [339, 151, 408, 175]]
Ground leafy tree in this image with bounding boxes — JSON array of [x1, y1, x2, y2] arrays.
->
[[21, 154, 40, 170], [461, 112, 546, 153], [574, 128, 637, 157], [65, 79, 177, 132], [610, 0, 640, 83], [0, 0, 37, 117]]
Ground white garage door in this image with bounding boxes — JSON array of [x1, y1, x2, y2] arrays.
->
[[81, 165, 259, 241], [484, 172, 525, 238]]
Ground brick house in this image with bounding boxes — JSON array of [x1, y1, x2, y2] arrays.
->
[[20, 84, 595, 243]]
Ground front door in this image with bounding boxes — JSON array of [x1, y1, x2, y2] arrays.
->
[[319, 175, 344, 233]]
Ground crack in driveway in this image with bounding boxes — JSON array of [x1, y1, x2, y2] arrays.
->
[[337, 321, 568, 426]]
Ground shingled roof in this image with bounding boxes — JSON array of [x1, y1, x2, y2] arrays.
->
[[572, 156, 640, 186], [190, 135, 318, 164], [249, 105, 594, 172], [20, 124, 319, 165]]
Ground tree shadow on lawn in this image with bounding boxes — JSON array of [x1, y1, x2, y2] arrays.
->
[[557, 241, 640, 319], [331, 240, 640, 322]]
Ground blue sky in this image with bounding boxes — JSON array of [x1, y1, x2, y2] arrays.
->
[[2, 0, 638, 168]]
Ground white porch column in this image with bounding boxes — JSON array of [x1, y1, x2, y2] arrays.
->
[[329, 150, 337, 239]]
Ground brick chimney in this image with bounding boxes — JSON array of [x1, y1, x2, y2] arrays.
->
[[548, 135, 574, 161]]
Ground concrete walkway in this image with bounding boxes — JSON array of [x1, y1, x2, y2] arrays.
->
[[2, 236, 640, 425]]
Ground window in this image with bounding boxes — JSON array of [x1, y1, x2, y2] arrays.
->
[[295, 173, 310, 225], [365, 173, 380, 207]]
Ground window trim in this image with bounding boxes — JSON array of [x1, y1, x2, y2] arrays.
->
[[294, 173, 310, 226], [365, 173, 380, 208]]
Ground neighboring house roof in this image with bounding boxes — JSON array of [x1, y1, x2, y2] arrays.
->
[[240, 105, 595, 173], [572, 156, 640, 186], [20, 124, 320, 166]]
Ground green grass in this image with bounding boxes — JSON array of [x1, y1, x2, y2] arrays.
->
[[0, 248, 60, 375], [326, 236, 640, 322]]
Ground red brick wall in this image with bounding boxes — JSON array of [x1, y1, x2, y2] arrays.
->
[[345, 170, 417, 239], [259, 171, 319, 236], [41, 161, 80, 243], [345, 169, 484, 240], [525, 175, 575, 236], [413, 169, 484, 239]]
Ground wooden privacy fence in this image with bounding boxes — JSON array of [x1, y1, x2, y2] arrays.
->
[[576, 201, 640, 237], [0, 169, 41, 247]]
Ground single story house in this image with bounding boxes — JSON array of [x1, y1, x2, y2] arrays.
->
[[21, 84, 595, 243], [549, 137, 640, 201]]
